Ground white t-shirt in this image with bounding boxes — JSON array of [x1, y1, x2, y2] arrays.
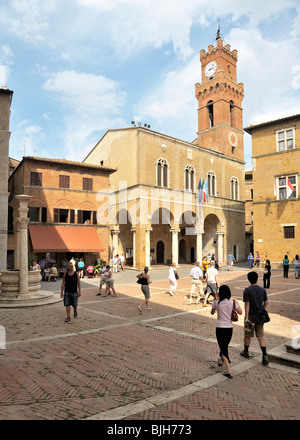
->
[[206, 267, 218, 283], [212, 298, 237, 328], [168, 267, 176, 281], [190, 266, 203, 279]]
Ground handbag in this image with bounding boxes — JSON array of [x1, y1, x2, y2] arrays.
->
[[255, 308, 270, 324], [175, 272, 179, 280], [137, 277, 143, 284], [231, 299, 238, 322]]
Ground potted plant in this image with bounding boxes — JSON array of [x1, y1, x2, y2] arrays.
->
[[93, 264, 102, 277]]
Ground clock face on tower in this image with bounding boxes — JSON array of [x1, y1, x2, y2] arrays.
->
[[205, 61, 217, 78]]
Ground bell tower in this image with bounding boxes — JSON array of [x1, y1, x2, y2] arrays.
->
[[195, 30, 244, 161]]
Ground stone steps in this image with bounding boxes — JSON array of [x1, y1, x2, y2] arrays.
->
[[268, 341, 300, 369]]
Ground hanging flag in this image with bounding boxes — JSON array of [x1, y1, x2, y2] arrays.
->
[[204, 179, 209, 203], [287, 178, 294, 198], [197, 179, 204, 203]]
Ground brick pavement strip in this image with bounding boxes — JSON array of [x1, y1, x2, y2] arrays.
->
[[0, 269, 299, 420]]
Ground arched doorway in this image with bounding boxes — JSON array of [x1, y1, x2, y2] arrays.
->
[[179, 239, 186, 263], [203, 213, 220, 259], [156, 241, 164, 264], [190, 246, 195, 263]]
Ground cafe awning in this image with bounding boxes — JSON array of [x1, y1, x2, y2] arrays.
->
[[28, 225, 104, 253]]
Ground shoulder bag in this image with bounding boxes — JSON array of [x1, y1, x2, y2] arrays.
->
[[231, 299, 238, 322]]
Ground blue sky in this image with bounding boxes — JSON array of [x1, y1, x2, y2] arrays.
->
[[1, 0, 300, 170]]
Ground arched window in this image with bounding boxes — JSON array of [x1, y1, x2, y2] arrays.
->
[[207, 100, 214, 127], [230, 100, 234, 127], [157, 159, 168, 187], [185, 165, 195, 191], [231, 177, 239, 200], [208, 171, 216, 196]]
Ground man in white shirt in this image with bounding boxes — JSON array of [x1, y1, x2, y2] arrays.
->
[[204, 261, 219, 306], [112, 256, 118, 273], [185, 261, 205, 305]]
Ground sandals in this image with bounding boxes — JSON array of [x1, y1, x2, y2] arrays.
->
[[74, 311, 78, 318], [223, 373, 233, 379], [65, 317, 70, 322], [218, 358, 223, 367]]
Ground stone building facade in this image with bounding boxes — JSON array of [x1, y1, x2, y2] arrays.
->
[[8, 157, 115, 269], [0, 87, 13, 271], [83, 35, 246, 269], [244, 114, 300, 264]]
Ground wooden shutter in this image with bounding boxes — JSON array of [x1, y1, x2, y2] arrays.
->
[[77, 210, 83, 224], [83, 177, 93, 191], [59, 175, 70, 188], [69, 209, 75, 224], [30, 172, 42, 186], [92, 211, 97, 225], [53, 208, 59, 223]]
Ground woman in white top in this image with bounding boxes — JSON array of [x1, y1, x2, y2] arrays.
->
[[211, 285, 242, 378], [168, 263, 178, 296], [293, 255, 300, 279]]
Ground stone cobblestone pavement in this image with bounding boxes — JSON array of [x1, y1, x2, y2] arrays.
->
[[0, 265, 299, 423]]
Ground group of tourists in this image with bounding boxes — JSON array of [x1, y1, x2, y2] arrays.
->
[[112, 254, 126, 273], [247, 252, 300, 281], [59, 254, 272, 380], [135, 260, 270, 379]]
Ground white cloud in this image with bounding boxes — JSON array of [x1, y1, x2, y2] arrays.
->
[[43, 70, 127, 159]]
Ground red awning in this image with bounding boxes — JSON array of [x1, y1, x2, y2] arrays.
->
[[28, 225, 104, 253]]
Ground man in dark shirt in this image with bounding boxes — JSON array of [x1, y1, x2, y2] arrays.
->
[[241, 271, 269, 365]]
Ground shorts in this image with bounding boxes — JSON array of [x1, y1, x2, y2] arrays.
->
[[141, 285, 150, 299], [64, 291, 78, 307], [106, 280, 114, 288], [244, 314, 264, 338], [206, 281, 217, 297], [100, 277, 107, 286]]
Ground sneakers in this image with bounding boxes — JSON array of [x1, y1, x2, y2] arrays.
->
[[240, 350, 250, 358], [170, 292, 175, 296], [138, 306, 142, 313], [262, 355, 269, 366]]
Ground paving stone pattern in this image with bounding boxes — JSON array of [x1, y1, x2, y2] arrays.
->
[[0, 268, 299, 420]]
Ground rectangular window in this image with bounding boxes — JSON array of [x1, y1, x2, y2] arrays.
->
[[277, 128, 295, 151], [284, 226, 295, 239], [277, 175, 297, 199], [59, 175, 70, 189], [30, 171, 42, 186], [53, 208, 69, 223], [83, 177, 93, 191]]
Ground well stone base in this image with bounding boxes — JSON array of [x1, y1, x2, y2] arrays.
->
[[0, 270, 62, 308]]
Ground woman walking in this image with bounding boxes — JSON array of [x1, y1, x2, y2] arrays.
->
[[61, 262, 81, 322], [211, 285, 242, 378], [263, 260, 271, 288], [168, 263, 178, 296], [137, 267, 152, 312], [283, 255, 289, 278], [293, 255, 300, 279]]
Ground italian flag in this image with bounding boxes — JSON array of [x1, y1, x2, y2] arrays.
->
[[287, 178, 294, 198]]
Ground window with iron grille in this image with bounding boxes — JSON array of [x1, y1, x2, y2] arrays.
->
[[83, 177, 93, 191], [30, 171, 42, 186], [284, 226, 295, 239], [59, 175, 70, 189]]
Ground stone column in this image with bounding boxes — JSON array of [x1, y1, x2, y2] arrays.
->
[[10, 194, 32, 294], [170, 228, 180, 265], [196, 230, 203, 263], [131, 227, 136, 268], [111, 228, 120, 257], [145, 227, 152, 268], [217, 232, 224, 265], [0, 87, 13, 271]]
